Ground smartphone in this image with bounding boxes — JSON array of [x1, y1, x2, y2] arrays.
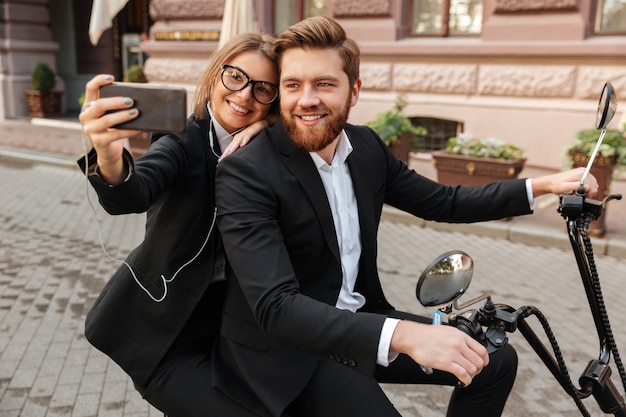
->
[[99, 82, 187, 133]]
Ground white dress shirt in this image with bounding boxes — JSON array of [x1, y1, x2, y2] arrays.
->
[[310, 131, 399, 366]]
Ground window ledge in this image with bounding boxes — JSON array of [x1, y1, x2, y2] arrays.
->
[[359, 36, 626, 58]]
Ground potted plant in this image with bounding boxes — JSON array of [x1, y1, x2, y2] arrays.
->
[[562, 128, 626, 237], [432, 133, 526, 186], [123, 64, 148, 83], [366, 95, 426, 164], [564, 128, 626, 170], [24, 61, 63, 117]]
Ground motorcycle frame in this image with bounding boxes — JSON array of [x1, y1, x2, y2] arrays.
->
[[508, 192, 626, 416]]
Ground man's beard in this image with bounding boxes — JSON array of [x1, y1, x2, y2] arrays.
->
[[282, 98, 351, 153]]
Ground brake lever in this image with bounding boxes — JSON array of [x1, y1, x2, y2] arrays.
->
[[559, 192, 622, 221]]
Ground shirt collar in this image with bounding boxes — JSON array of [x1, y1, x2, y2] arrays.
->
[[310, 130, 353, 169]]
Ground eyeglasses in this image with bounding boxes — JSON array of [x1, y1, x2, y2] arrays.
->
[[220, 64, 279, 105]]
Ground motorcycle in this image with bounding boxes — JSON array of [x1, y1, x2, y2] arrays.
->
[[415, 82, 625, 416]]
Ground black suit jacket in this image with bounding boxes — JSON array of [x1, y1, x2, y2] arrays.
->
[[214, 120, 532, 416], [79, 108, 227, 389]]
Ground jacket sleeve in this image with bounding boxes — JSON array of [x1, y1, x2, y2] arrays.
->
[[352, 125, 533, 222], [76, 134, 188, 215]]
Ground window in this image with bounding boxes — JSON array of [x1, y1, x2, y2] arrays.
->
[[410, 117, 464, 152], [274, 0, 327, 35], [412, 0, 483, 36], [596, 0, 626, 33]]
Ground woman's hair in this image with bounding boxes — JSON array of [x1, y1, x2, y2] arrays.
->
[[273, 16, 360, 86], [192, 32, 277, 118]]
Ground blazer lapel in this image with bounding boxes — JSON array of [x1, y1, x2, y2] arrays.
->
[[272, 122, 341, 264], [344, 126, 381, 298], [344, 126, 376, 245]]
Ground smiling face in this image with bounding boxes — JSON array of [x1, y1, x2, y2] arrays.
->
[[279, 47, 361, 154], [210, 51, 278, 133]]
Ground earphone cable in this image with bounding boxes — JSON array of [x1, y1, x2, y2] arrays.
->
[[80, 129, 217, 302]]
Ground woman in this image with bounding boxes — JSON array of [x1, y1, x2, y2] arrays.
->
[[78, 32, 279, 417]]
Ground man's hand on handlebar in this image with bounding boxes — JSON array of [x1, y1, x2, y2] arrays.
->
[[390, 320, 489, 387], [530, 167, 598, 198]]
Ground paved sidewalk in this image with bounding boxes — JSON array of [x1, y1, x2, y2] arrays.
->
[[1, 117, 626, 416]]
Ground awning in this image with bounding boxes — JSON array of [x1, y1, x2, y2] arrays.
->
[[218, 0, 258, 49], [89, 0, 130, 46]]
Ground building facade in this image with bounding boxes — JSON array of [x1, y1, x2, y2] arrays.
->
[[5, 0, 626, 170]]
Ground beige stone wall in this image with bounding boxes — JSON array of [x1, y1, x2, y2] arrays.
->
[[336, 0, 626, 170], [354, 59, 626, 170], [141, 0, 626, 171]]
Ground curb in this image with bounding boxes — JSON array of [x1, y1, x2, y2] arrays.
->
[[30, 116, 83, 130], [0, 146, 77, 167], [381, 205, 626, 259]]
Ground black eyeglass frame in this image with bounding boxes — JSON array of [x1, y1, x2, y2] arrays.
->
[[220, 64, 279, 105]]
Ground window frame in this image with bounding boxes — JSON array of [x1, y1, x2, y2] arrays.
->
[[594, 0, 626, 35], [409, 0, 483, 38], [272, 0, 327, 36]]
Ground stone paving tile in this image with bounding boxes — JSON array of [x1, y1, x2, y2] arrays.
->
[[30, 374, 57, 397]]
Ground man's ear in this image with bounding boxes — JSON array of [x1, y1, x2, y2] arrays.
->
[[350, 78, 362, 107]]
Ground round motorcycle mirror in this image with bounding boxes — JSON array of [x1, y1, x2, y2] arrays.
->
[[416, 250, 473, 309], [579, 82, 618, 191], [595, 82, 617, 130]]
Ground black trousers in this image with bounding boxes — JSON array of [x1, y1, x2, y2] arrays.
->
[[284, 310, 518, 417], [140, 346, 270, 417], [137, 281, 272, 417]]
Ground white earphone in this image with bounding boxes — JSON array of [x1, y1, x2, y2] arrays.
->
[[80, 129, 217, 302]]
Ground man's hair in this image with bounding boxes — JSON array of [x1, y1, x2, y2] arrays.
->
[[192, 32, 277, 118], [274, 16, 360, 86]]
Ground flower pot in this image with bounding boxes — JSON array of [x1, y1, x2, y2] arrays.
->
[[431, 151, 526, 186], [389, 133, 414, 164], [571, 152, 615, 237], [24, 90, 63, 117]]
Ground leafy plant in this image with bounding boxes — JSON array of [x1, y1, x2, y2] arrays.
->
[[563, 128, 626, 168], [367, 95, 426, 146], [30, 62, 56, 92], [445, 133, 525, 161], [123, 65, 147, 83]]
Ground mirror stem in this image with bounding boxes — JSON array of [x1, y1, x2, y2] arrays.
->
[[579, 128, 607, 193]]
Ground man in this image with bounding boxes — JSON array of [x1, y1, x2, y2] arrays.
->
[[214, 16, 598, 417]]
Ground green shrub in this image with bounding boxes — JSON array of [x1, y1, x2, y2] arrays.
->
[[445, 133, 525, 161], [366, 95, 426, 146], [563, 128, 626, 168], [123, 65, 147, 83], [30, 62, 56, 92]]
